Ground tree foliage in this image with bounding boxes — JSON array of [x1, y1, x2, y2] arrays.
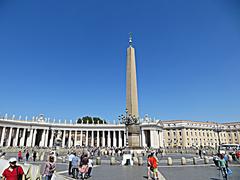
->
[[77, 116, 107, 124]]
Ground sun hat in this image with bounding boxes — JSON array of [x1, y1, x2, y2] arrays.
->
[[9, 157, 17, 163]]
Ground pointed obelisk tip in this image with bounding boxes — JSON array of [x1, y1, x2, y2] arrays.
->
[[129, 32, 133, 47]]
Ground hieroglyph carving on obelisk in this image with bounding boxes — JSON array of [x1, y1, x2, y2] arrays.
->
[[126, 33, 139, 119]]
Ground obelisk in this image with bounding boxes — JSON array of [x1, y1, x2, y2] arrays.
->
[[126, 33, 140, 148], [126, 33, 139, 119]]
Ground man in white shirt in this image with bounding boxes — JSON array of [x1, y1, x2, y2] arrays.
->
[[68, 152, 75, 175], [87, 157, 93, 177]]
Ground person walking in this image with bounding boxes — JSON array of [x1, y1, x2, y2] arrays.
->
[[43, 156, 56, 180], [71, 153, 80, 179], [147, 154, 153, 180], [68, 152, 75, 175], [148, 152, 159, 180], [2, 157, 24, 180]]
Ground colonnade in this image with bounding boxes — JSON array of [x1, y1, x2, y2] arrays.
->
[[0, 126, 126, 148], [0, 118, 164, 149]]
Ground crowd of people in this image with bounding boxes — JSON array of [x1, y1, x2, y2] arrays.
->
[[68, 151, 94, 179]]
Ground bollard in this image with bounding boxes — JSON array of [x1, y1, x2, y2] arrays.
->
[[110, 157, 115, 165], [96, 157, 101, 165], [133, 157, 138, 165], [204, 156, 209, 164], [167, 157, 172, 166], [62, 156, 66, 163], [181, 157, 186, 165], [193, 157, 197, 165], [138, 156, 143, 166]]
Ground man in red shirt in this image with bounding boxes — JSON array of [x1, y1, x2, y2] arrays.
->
[[148, 152, 159, 180], [2, 157, 24, 180]]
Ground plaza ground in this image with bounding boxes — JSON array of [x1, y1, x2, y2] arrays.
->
[[2, 152, 240, 180]]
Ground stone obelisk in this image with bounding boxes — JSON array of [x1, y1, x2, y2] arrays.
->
[[126, 34, 139, 119], [126, 33, 140, 148]]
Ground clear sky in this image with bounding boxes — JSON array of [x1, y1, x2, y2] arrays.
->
[[0, 0, 239, 123]]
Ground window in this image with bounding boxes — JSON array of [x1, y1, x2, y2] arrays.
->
[[179, 132, 182, 136], [186, 132, 189, 136], [168, 132, 170, 136]]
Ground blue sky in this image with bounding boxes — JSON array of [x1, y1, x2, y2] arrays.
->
[[0, 0, 239, 123]]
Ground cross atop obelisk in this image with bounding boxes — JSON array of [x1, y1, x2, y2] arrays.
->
[[126, 33, 139, 119]]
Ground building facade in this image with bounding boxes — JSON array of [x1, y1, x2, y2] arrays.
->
[[163, 120, 240, 149], [0, 115, 239, 149], [0, 115, 163, 149]]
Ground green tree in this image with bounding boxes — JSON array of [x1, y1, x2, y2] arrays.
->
[[77, 116, 107, 124]]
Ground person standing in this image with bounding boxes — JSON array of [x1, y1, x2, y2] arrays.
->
[[33, 151, 37, 162], [87, 156, 93, 177], [2, 157, 24, 180], [71, 153, 80, 179], [17, 151, 22, 162], [198, 149, 202, 159], [43, 156, 56, 180], [68, 152, 75, 175], [25, 150, 30, 161]]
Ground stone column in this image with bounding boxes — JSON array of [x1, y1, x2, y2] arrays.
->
[[182, 128, 187, 148], [49, 130, 54, 147], [80, 131, 83, 146], [141, 130, 146, 147], [85, 131, 88, 146], [118, 130, 122, 147], [68, 130, 72, 148], [74, 130, 77, 147], [107, 131, 111, 147], [159, 130, 164, 147], [40, 129, 46, 147], [91, 131, 94, 147], [45, 129, 49, 147], [102, 131, 105, 147], [14, 128, 20, 146], [150, 130, 156, 148], [123, 130, 126, 147], [20, 128, 26, 146], [7, 127, 13, 147], [113, 131, 116, 147], [32, 129, 37, 147], [0, 127, 6, 146], [237, 131, 240, 144], [97, 130, 100, 147], [62, 130, 66, 147]]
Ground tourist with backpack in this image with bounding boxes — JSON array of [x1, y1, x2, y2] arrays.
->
[[43, 156, 56, 180], [2, 157, 24, 180], [148, 152, 159, 180]]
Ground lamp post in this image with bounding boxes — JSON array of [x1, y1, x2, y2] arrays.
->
[[119, 108, 138, 149]]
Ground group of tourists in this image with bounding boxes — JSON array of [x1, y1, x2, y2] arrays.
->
[[17, 149, 37, 162], [68, 151, 93, 179]]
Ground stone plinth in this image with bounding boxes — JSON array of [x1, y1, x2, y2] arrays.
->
[[128, 124, 140, 148]]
